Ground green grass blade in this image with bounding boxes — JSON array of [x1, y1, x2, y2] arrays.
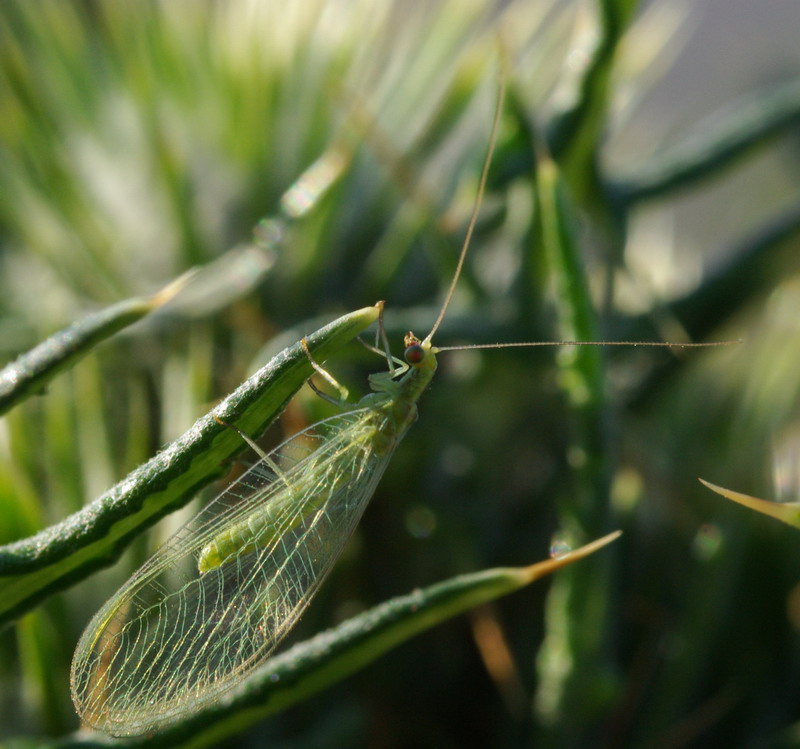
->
[[533, 150, 619, 743], [535, 153, 603, 404], [547, 0, 640, 199], [0, 277, 189, 417], [0, 305, 379, 625], [33, 532, 619, 748], [614, 78, 800, 204]]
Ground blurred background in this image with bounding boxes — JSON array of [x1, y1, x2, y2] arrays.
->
[[1, 0, 800, 747]]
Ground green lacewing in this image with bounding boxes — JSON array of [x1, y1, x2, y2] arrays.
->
[[67, 89, 494, 735], [70, 78, 731, 737]]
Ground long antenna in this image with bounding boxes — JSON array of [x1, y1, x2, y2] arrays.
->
[[434, 339, 743, 352], [424, 72, 506, 345], [420, 67, 740, 356]]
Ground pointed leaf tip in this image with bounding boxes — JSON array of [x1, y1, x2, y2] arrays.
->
[[521, 530, 622, 583], [149, 268, 201, 307], [699, 478, 800, 529]]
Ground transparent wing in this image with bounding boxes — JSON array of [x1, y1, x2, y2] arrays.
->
[[70, 406, 397, 737]]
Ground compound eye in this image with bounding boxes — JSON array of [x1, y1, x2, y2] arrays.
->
[[404, 343, 425, 365]]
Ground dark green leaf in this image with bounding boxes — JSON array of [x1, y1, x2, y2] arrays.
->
[[38, 532, 620, 747], [0, 277, 189, 417], [614, 78, 800, 204], [0, 305, 379, 625]]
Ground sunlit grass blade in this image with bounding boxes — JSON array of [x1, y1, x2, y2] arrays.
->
[[546, 0, 638, 199], [61, 532, 620, 747], [0, 305, 379, 626], [0, 275, 190, 417], [616, 77, 800, 204], [699, 478, 800, 529]]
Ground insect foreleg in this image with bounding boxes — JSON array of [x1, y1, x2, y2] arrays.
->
[[301, 337, 350, 406]]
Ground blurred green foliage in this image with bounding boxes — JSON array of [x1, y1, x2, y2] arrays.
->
[[2, 0, 800, 747]]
